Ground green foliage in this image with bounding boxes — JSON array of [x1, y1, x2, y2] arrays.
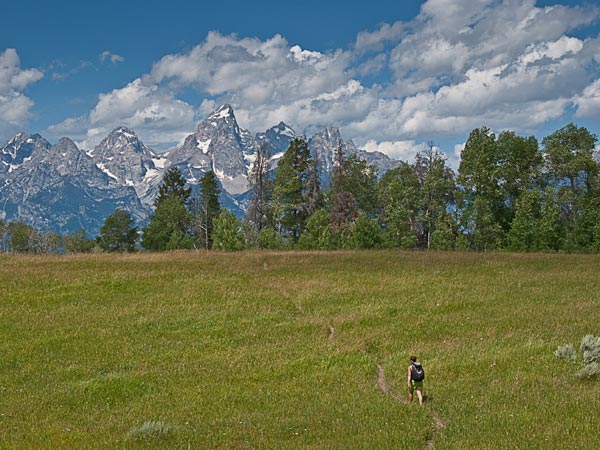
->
[[212, 209, 246, 251], [7, 221, 36, 253], [142, 196, 193, 251], [542, 123, 598, 192], [379, 164, 420, 247], [457, 127, 508, 249], [496, 131, 543, 216], [257, 227, 288, 250], [414, 143, 456, 248], [298, 209, 333, 250], [155, 166, 191, 207], [348, 213, 384, 249], [272, 138, 312, 241], [336, 154, 379, 216], [97, 209, 138, 252], [64, 230, 96, 253], [245, 142, 274, 243], [430, 211, 456, 250], [193, 171, 221, 249]]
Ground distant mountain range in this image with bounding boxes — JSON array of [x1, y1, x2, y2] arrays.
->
[[0, 104, 403, 235]]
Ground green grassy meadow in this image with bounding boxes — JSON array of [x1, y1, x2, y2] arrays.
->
[[1, 250, 599, 449]]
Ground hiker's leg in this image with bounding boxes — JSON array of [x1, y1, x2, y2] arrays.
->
[[416, 387, 423, 406], [408, 386, 414, 402]]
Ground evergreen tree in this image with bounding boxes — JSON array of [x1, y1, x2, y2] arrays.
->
[[97, 209, 138, 252], [298, 209, 333, 250], [142, 196, 193, 251], [143, 167, 193, 251], [7, 221, 35, 253], [303, 153, 324, 219], [349, 213, 384, 249], [0, 219, 8, 252], [212, 209, 246, 251], [257, 227, 288, 250], [64, 230, 96, 253], [194, 171, 221, 249], [155, 166, 192, 207], [272, 138, 312, 242], [245, 142, 273, 243]]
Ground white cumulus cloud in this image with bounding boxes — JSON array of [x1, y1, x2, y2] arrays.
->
[[44, 0, 600, 161], [0, 48, 43, 143]]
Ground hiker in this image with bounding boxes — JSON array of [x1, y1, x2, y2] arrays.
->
[[407, 355, 424, 405]]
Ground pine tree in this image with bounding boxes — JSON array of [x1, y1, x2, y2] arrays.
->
[[155, 166, 192, 207], [97, 209, 138, 252], [212, 209, 246, 251], [272, 138, 311, 242], [194, 171, 221, 249], [142, 196, 193, 251], [245, 142, 273, 243], [142, 166, 193, 251]]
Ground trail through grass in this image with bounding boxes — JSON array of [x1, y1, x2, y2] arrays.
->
[[0, 250, 599, 449]]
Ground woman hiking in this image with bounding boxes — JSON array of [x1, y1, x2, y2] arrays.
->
[[407, 355, 424, 405]]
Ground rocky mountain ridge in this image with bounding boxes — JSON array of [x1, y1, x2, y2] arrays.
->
[[0, 104, 403, 235]]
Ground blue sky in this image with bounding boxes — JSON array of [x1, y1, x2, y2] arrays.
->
[[1, 0, 600, 165]]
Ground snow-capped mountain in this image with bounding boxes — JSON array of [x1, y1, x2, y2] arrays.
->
[[0, 136, 144, 233], [166, 104, 251, 196], [256, 121, 300, 156], [308, 127, 403, 185], [0, 104, 405, 235], [90, 126, 166, 207], [1, 132, 51, 173]]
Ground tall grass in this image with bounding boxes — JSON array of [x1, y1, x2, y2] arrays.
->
[[0, 250, 598, 449]]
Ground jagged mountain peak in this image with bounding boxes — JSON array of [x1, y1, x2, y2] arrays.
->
[[1, 132, 52, 172], [2, 131, 49, 149], [271, 121, 296, 137], [196, 104, 241, 136], [94, 125, 148, 154], [209, 104, 235, 119], [55, 137, 79, 150], [109, 125, 137, 138]]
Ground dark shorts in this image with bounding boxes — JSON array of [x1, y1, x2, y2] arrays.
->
[[410, 380, 423, 390]]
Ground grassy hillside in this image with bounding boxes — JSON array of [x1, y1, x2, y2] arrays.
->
[[1, 250, 598, 449]]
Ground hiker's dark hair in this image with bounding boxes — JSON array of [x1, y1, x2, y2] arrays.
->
[[410, 356, 417, 363]]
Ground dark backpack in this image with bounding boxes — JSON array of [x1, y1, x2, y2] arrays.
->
[[411, 362, 425, 381]]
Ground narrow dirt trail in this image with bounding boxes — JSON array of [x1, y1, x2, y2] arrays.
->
[[327, 324, 335, 342], [292, 299, 304, 313], [376, 364, 445, 450]]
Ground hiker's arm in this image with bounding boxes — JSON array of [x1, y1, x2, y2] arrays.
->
[[407, 366, 411, 387]]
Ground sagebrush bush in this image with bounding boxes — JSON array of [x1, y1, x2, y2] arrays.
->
[[576, 362, 600, 380], [556, 335, 600, 379], [128, 421, 174, 440], [580, 335, 600, 364], [554, 344, 578, 362]]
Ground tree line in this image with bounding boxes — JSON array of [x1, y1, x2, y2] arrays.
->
[[2, 122, 599, 254]]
